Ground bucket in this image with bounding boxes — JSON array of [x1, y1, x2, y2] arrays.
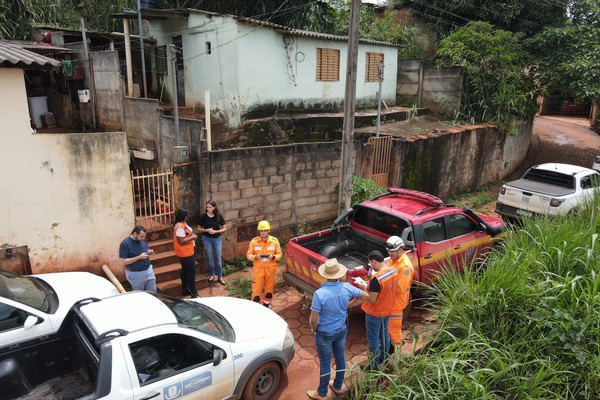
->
[[27, 96, 48, 129]]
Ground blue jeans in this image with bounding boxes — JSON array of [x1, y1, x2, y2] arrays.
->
[[202, 236, 223, 278], [365, 313, 390, 369], [315, 326, 347, 397]]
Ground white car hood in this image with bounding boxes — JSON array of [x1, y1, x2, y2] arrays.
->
[[37, 272, 119, 317], [193, 297, 288, 343]]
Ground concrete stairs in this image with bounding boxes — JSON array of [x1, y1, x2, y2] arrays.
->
[[148, 236, 210, 297]]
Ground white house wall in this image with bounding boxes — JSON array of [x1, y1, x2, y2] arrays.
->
[[147, 12, 398, 127], [0, 68, 134, 276], [235, 23, 398, 117]]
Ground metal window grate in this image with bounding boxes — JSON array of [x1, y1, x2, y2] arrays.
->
[[131, 167, 175, 230]]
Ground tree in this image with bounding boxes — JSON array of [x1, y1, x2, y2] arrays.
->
[[399, 0, 569, 39], [527, 0, 600, 104], [435, 21, 538, 133]]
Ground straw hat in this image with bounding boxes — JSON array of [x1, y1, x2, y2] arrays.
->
[[318, 258, 347, 280]]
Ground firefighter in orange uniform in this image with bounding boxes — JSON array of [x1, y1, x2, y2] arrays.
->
[[385, 235, 414, 350], [246, 220, 282, 308]]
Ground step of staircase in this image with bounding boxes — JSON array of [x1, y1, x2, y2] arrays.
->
[[157, 272, 211, 297], [148, 237, 174, 254], [153, 262, 182, 283], [151, 249, 178, 268]]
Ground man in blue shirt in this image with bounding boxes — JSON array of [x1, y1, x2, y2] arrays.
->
[[119, 226, 156, 292], [307, 259, 369, 400]]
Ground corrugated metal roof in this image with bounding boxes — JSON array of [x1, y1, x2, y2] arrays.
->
[[113, 8, 400, 47], [3, 39, 74, 54], [0, 41, 61, 69]]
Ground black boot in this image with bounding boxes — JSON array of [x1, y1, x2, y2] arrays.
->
[[190, 291, 200, 298], [181, 288, 191, 296]]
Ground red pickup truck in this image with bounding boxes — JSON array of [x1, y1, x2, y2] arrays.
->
[[284, 188, 504, 299]]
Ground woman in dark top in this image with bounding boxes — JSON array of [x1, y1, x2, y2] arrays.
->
[[198, 200, 227, 285]]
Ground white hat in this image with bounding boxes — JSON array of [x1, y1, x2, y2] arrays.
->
[[318, 258, 347, 280]]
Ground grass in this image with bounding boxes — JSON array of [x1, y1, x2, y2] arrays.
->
[[349, 203, 600, 399], [226, 276, 252, 299]]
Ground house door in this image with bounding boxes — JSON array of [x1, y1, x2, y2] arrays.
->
[[365, 136, 393, 187], [131, 167, 175, 230]]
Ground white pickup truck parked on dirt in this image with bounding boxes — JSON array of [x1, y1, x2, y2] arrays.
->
[[495, 163, 600, 220]]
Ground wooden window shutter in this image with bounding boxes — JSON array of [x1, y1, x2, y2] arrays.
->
[[316, 48, 340, 82], [365, 52, 384, 82]]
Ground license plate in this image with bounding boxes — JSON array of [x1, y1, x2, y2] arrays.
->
[[516, 209, 532, 217]]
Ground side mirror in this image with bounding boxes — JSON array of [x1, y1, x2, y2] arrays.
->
[[400, 227, 415, 250], [213, 348, 225, 366], [23, 315, 40, 330]]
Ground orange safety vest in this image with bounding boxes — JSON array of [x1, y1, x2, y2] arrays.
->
[[173, 222, 195, 258], [389, 253, 414, 315], [362, 266, 398, 317], [246, 235, 282, 267]]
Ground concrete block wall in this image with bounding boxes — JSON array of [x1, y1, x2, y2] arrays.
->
[[200, 142, 341, 259]]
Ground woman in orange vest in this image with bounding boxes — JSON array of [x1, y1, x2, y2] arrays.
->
[[357, 250, 398, 370], [174, 208, 198, 297]]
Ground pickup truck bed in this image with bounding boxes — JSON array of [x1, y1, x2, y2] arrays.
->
[[294, 227, 387, 269], [20, 372, 92, 400], [503, 178, 575, 197]]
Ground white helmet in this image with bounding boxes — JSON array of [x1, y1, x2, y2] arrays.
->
[[385, 235, 404, 251]]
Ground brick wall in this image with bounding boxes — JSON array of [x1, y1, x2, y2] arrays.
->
[[200, 142, 341, 259]]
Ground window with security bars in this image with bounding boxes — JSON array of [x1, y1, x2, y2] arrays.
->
[[156, 45, 167, 75], [316, 48, 340, 81], [365, 52, 384, 82]]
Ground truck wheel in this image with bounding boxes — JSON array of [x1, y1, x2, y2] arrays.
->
[[242, 361, 281, 400]]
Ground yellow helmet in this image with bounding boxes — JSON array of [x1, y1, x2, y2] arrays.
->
[[257, 220, 271, 231]]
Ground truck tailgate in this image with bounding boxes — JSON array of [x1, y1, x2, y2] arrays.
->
[[505, 179, 575, 197]]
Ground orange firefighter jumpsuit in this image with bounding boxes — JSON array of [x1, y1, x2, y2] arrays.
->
[[246, 235, 282, 306], [388, 253, 414, 347]]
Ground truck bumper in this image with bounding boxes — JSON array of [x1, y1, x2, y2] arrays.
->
[[282, 272, 316, 299]]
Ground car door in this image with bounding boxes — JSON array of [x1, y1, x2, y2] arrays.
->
[[124, 329, 234, 400], [445, 212, 483, 268], [0, 298, 53, 348], [418, 216, 455, 287], [574, 173, 600, 209]]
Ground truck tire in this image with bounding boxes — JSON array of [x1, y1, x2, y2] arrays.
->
[[242, 361, 281, 400]]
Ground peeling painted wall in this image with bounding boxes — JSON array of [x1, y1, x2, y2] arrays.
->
[[149, 12, 398, 128], [0, 68, 134, 277]]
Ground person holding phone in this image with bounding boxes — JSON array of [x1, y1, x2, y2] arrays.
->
[[246, 220, 282, 308], [119, 225, 156, 292], [198, 200, 227, 285]]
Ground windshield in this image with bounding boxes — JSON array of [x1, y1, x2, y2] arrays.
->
[[154, 294, 234, 342], [0, 270, 53, 313]]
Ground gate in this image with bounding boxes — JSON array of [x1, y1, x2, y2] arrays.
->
[[131, 167, 175, 230], [367, 136, 393, 187]]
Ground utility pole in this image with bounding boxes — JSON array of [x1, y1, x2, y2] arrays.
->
[[376, 60, 384, 137], [80, 18, 96, 128], [169, 44, 180, 146], [339, 0, 360, 214], [136, 0, 148, 97]]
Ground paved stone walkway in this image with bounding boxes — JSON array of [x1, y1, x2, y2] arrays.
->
[[198, 282, 437, 399]]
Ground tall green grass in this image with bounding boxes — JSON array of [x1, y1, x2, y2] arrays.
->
[[350, 205, 600, 399]]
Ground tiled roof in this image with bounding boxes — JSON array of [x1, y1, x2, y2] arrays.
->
[[0, 41, 61, 69], [112, 8, 400, 47]]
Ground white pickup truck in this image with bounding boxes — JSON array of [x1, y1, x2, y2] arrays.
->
[[495, 163, 600, 221], [0, 292, 294, 400]]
